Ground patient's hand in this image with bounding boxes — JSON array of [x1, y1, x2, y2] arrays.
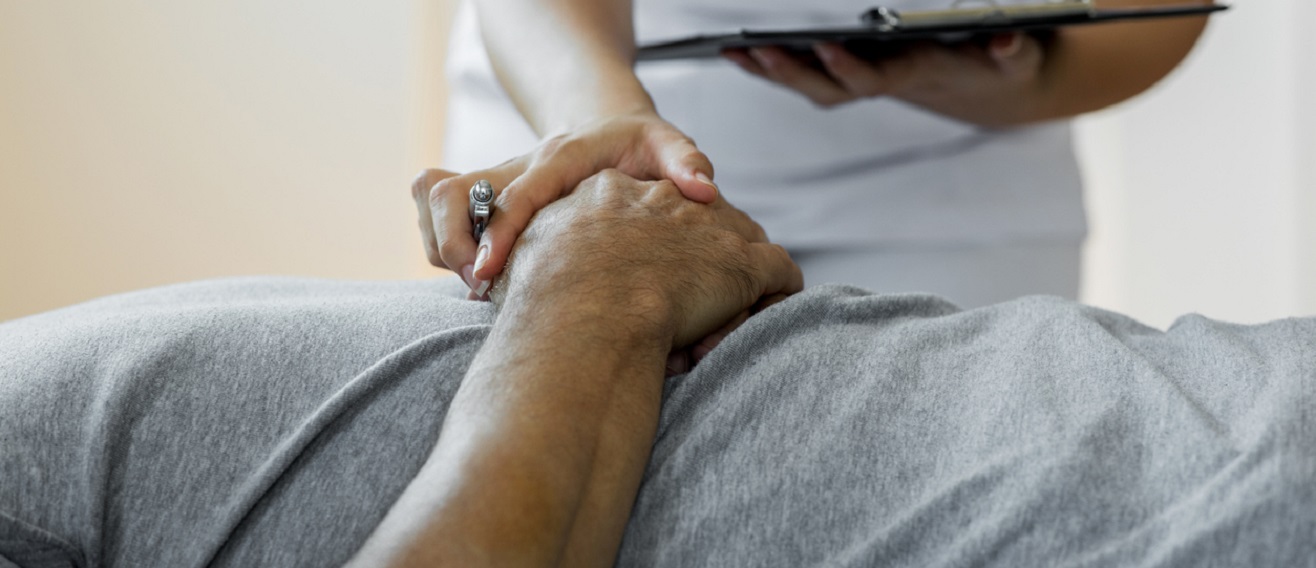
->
[[359, 169, 800, 568], [491, 168, 802, 349], [411, 111, 718, 297]]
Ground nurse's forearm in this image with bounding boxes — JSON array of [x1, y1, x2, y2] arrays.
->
[[1020, 0, 1211, 124], [476, 0, 655, 136], [891, 0, 1211, 127]]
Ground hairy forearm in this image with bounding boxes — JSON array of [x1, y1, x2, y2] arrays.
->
[[351, 290, 669, 567], [477, 0, 654, 135]]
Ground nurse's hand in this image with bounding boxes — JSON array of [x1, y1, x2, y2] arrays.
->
[[412, 110, 719, 297], [723, 33, 1045, 127]]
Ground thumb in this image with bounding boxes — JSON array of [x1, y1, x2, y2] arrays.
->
[[988, 32, 1041, 79], [655, 136, 719, 204], [988, 32, 1024, 60]]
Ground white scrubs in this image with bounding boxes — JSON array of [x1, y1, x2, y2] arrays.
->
[[442, 0, 1087, 308]]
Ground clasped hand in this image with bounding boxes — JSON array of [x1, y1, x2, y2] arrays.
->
[[415, 168, 803, 363], [413, 110, 719, 298]]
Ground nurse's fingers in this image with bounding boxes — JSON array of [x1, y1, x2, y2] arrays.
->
[[987, 32, 1043, 79], [411, 168, 462, 268], [724, 48, 768, 76], [646, 125, 719, 204], [472, 156, 596, 283], [814, 43, 903, 98], [425, 165, 522, 291], [747, 46, 854, 108]]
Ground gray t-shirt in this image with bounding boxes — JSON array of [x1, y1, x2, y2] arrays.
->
[[1, 277, 1313, 567]]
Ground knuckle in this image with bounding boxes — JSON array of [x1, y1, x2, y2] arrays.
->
[[428, 178, 454, 209], [595, 168, 626, 185], [410, 170, 435, 199], [426, 246, 444, 267], [494, 183, 533, 214], [492, 182, 516, 207], [591, 169, 640, 205], [437, 240, 464, 266], [536, 134, 578, 161], [710, 230, 749, 259], [651, 178, 680, 197]]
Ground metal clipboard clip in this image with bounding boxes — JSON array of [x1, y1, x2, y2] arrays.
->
[[862, 0, 1094, 31]]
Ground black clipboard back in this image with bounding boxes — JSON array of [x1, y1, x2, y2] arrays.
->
[[637, 2, 1229, 62]]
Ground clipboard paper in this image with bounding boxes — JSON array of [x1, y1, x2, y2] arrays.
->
[[637, 2, 1229, 61]]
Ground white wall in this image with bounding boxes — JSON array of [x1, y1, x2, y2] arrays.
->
[[1078, 0, 1316, 328], [1298, 0, 1316, 316]]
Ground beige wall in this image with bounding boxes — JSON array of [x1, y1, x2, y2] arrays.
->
[[3, 1, 1312, 328], [0, 0, 455, 321]]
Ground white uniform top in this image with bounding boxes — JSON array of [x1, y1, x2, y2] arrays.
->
[[443, 0, 1086, 254]]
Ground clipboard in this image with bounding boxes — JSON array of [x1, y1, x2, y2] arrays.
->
[[636, 1, 1229, 62]]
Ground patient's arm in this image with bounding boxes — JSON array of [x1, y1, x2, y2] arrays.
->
[[350, 170, 802, 567]]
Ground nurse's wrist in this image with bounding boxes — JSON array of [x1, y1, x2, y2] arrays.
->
[[536, 70, 657, 136]]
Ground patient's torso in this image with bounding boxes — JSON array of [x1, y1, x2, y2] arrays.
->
[[1, 277, 1313, 566]]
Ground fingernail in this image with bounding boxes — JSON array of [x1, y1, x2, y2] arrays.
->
[[695, 172, 719, 195], [995, 34, 1022, 58], [665, 352, 690, 375], [692, 344, 714, 362], [474, 279, 491, 299], [459, 264, 477, 290], [749, 48, 775, 69], [473, 243, 490, 275]]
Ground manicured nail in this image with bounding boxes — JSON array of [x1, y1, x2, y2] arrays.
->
[[749, 48, 776, 69], [473, 243, 490, 275], [473, 279, 491, 299], [459, 264, 477, 290]]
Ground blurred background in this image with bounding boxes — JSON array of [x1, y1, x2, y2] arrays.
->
[[1, 0, 1312, 328]]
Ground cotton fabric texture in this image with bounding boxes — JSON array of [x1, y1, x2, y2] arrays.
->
[[1, 277, 1313, 567]]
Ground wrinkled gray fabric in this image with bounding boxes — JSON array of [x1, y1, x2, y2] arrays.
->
[[1, 277, 1313, 567]]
